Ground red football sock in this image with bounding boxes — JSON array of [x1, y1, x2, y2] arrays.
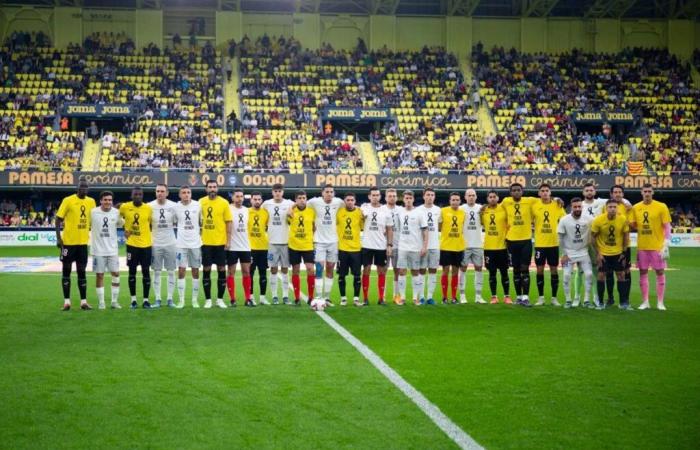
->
[[451, 274, 459, 300], [362, 274, 370, 301], [242, 275, 252, 302], [292, 274, 301, 300], [378, 273, 386, 301], [441, 273, 449, 300], [226, 275, 235, 302], [307, 274, 315, 301]]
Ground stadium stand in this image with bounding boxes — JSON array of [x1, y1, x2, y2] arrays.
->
[[237, 36, 364, 173], [473, 45, 700, 175], [0, 197, 56, 227], [1, 29, 698, 175]]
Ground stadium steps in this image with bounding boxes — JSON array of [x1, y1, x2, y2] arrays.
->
[[477, 102, 497, 136], [691, 65, 700, 89], [224, 56, 241, 120], [359, 141, 380, 174], [81, 139, 101, 171], [459, 53, 472, 86]]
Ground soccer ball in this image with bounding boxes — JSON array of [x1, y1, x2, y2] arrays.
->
[[311, 299, 326, 311]]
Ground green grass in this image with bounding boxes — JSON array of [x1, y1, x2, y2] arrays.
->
[[1, 247, 699, 449]]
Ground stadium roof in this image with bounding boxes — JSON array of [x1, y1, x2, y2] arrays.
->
[[7, 0, 700, 20]]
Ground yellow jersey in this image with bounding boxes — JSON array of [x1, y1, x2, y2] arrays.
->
[[501, 196, 537, 241], [336, 207, 363, 252], [288, 206, 316, 251], [199, 196, 232, 246], [591, 213, 629, 256], [119, 202, 153, 248], [533, 201, 565, 248], [248, 207, 270, 250], [440, 207, 466, 252], [631, 200, 671, 251], [482, 205, 507, 250], [56, 194, 96, 245], [615, 201, 631, 221]]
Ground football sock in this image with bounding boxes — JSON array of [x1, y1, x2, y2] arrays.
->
[[656, 274, 666, 304]]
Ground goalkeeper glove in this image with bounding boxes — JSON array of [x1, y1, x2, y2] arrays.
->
[[661, 239, 670, 261]]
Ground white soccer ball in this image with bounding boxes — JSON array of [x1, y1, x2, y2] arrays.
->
[[311, 299, 326, 311]]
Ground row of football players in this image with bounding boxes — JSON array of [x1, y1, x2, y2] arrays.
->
[[55, 180, 670, 311]]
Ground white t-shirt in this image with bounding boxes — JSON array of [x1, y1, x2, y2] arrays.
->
[[582, 198, 607, 219], [174, 200, 202, 249], [557, 214, 593, 259], [385, 204, 404, 248], [398, 207, 428, 252], [149, 199, 177, 247], [229, 205, 250, 251], [90, 207, 121, 257], [262, 199, 295, 245], [308, 197, 344, 244], [460, 203, 483, 248], [361, 204, 393, 250], [417, 204, 440, 250]]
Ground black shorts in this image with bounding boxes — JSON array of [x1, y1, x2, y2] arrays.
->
[[289, 248, 314, 265], [60, 244, 88, 267], [507, 239, 533, 268], [600, 254, 625, 273], [202, 245, 226, 267], [227, 250, 252, 265], [361, 248, 387, 267], [623, 248, 631, 270], [484, 249, 509, 271], [440, 250, 462, 267], [251, 250, 268, 271], [126, 245, 152, 268], [535, 247, 559, 267], [338, 250, 362, 276]]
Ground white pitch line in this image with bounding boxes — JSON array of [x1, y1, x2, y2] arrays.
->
[[316, 310, 484, 450]]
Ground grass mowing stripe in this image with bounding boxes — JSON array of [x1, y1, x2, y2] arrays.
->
[[316, 310, 484, 450]]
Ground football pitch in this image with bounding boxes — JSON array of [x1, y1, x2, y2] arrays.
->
[[1, 247, 699, 449]]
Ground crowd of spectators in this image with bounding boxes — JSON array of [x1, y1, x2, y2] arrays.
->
[[0, 29, 698, 175], [473, 45, 700, 175], [671, 203, 700, 230], [0, 198, 56, 227]]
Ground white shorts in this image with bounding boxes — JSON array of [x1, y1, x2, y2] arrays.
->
[[269, 244, 290, 268], [398, 250, 422, 271], [462, 248, 484, 267], [177, 247, 202, 268], [388, 247, 399, 269], [565, 254, 592, 273], [152, 246, 177, 271], [314, 242, 338, 263], [420, 249, 440, 269], [93, 255, 119, 274]]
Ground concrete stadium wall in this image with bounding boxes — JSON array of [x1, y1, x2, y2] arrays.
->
[[0, 6, 698, 59]]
